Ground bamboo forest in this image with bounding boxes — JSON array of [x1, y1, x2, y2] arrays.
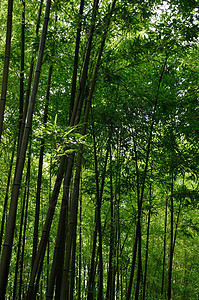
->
[[0, 0, 199, 299]]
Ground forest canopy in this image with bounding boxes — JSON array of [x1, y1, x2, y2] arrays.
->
[[0, 0, 199, 299]]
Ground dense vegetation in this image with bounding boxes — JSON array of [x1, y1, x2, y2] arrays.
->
[[0, 0, 198, 299]]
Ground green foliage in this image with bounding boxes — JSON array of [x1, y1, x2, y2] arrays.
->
[[0, 0, 199, 298]]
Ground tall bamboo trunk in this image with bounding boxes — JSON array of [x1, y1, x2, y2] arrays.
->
[[18, 0, 25, 149], [126, 137, 140, 300], [60, 145, 84, 299], [106, 147, 115, 300], [0, 137, 16, 254], [0, 0, 14, 141], [13, 144, 31, 299], [46, 154, 74, 299], [87, 138, 109, 300], [32, 65, 52, 268], [115, 135, 121, 300], [168, 173, 174, 300], [70, 218, 79, 299], [69, 0, 85, 120], [26, 153, 66, 299], [161, 197, 168, 296], [135, 218, 142, 300], [91, 115, 107, 299], [142, 181, 152, 300], [78, 180, 82, 300], [173, 194, 182, 253], [19, 145, 31, 299], [0, 1, 51, 297], [18, 0, 43, 154]]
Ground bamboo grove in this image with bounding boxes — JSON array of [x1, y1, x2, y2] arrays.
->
[[0, 0, 199, 298]]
